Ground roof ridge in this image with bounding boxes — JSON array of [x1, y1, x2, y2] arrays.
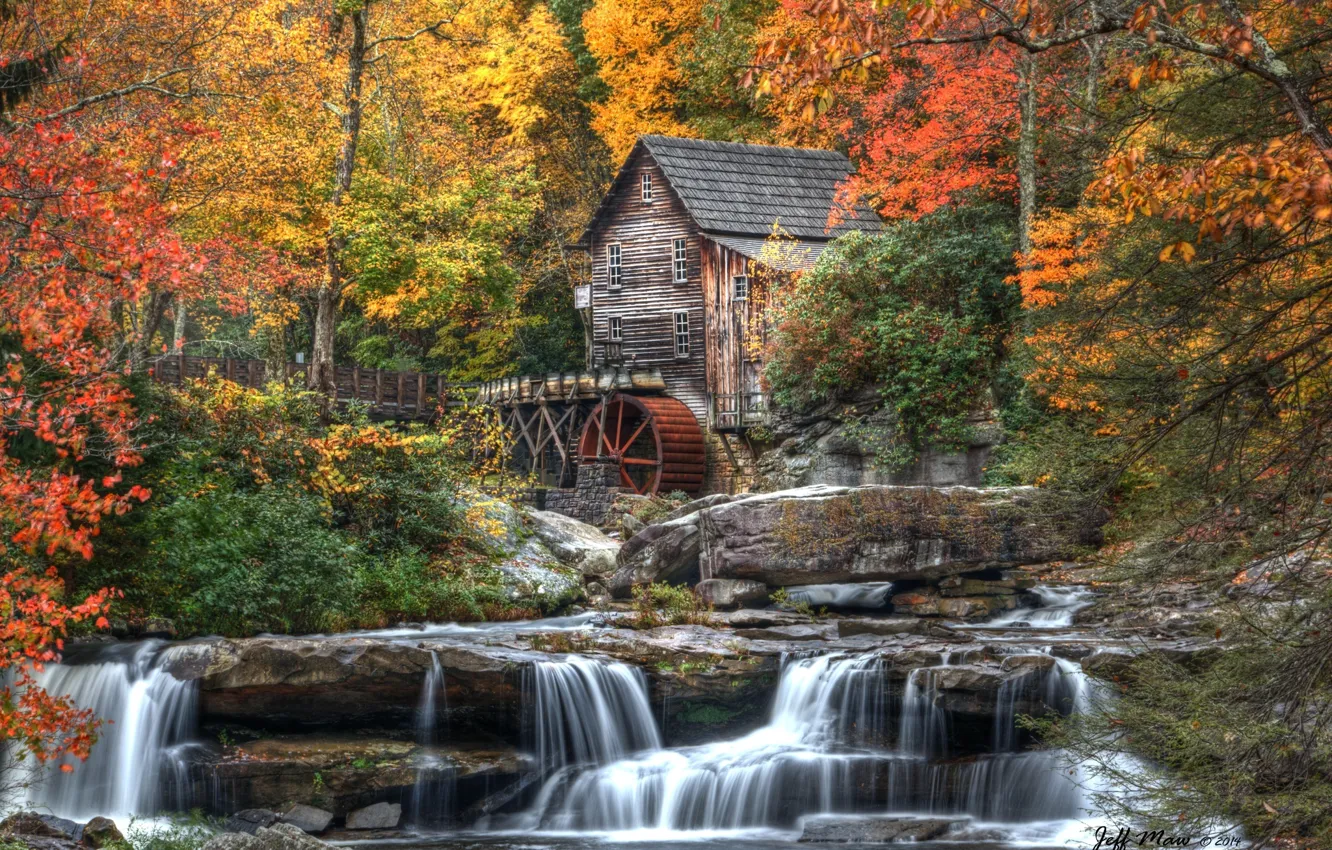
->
[[640, 134, 847, 159]]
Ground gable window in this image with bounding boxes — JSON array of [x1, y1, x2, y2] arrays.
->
[[673, 310, 691, 358], [732, 274, 749, 300], [608, 316, 623, 341], [607, 243, 622, 290], [641, 173, 653, 203], [673, 238, 688, 283]]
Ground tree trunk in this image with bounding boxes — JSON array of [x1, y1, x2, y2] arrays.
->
[[309, 6, 368, 397], [131, 289, 170, 371], [1016, 52, 1038, 256], [171, 297, 187, 353]]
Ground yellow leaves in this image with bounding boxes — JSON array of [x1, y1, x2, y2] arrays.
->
[[583, 0, 704, 159], [1158, 241, 1195, 262]]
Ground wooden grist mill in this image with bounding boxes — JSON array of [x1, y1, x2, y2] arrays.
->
[[578, 393, 704, 495], [480, 134, 882, 514]]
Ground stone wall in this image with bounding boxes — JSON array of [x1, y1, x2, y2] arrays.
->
[[516, 462, 627, 526]]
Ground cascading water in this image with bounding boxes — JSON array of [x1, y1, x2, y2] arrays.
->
[[525, 656, 662, 775], [784, 584, 894, 610], [411, 649, 454, 827], [986, 586, 1097, 628], [17, 642, 199, 821], [516, 652, 1101, 837]]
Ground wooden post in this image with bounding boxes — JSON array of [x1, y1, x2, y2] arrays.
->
[[177, 352, 186, 385], [375, 369, 383, 409], [352, 366, 360, 401], [225, 358, 235, 382], [417, 373, 425, 416], [397, 372, 405, 413]]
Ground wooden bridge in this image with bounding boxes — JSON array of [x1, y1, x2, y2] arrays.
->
[[148, 354, 475, 420]]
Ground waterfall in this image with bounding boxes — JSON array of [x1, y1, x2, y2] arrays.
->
[[784, 584, 893, 610], [18, 642, 199, 821], [987, 586, 1097, 628], [525, 656, 662, 774], [411, 650, 454, 827], [898, 654, 950, 759], [519, 654, 892, 832]]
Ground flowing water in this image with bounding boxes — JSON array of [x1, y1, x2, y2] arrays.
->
[[15, 642, 199, 821], [3, 598, 1220, 847], [783, 584, 894, 610], [984, 587, 1097, 629]]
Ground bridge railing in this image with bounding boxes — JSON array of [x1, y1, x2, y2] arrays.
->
[[148, 354, 477, 419]]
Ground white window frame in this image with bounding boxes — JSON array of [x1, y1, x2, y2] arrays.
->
[[673, 310, 691, 358], [641, 173, 653, 203], [606, 243, 622, 290], [608, 316, 623, 341], [673, 238, 688, 283], [732, 274, 749, 300]]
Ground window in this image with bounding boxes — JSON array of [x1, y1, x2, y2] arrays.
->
[[641, 173, 653, 202], [609, 316, 623, 341], [673, 238, 688, 283], [732, 274, 749, 300], [673, 310, 690, 358], [607, 243, 622, 289]]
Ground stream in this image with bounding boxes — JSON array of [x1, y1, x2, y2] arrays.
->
[[3, 587, 1221, 849]]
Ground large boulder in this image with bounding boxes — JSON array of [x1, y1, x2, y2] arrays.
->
[[524, 510, 620, 579], [494, 538, 583, 612], [80, 819, 123, 849], [278, 805, 333, 834], [698, 485, 1102, 587], [609, 513, 703, 597], [344, 803, 401, 830]]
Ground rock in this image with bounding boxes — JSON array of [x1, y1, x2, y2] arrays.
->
[[698, 485, 1101, 587], [999, 654, 1057, 674], [344, 803, 400, 830], [938, 576, 1017, 596], [662, 493, 736, 522], [1050, 643, 1094, 660], [169, 734, 526, 817], [224, 811, 280, 835], [938, 596, 1017, 618], [140, 616, 176, 638], [754, 387, 1000, 491], [1081, 650, 1135, 680], [196, 640, 527, 732], [525, 509, 620, 579], [891, 589, 942, 616], [278, 805, 333, 834], [695, 579, 769, 609], [722, 609, 813, 629], [621, 513, 645, 537], [495, 539, 584, 612], [0, 814, 80, 841], [79, 819, 122, 848], [798, 815, 962, 843], [732, 624, 834, 642], [202, 823, 328, 850], [836, 618, 927, 638], [610, 513, 702, 597]]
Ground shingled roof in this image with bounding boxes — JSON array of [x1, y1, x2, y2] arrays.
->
[[579, 135, 882, 244]]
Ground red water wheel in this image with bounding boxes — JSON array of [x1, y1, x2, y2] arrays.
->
[[577, 393, 705, 496]]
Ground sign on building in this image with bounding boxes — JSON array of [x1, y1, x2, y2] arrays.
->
[[574, 285, 591, 310]]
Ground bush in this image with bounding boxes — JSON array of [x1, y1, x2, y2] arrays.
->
[[765, 205, 1018, 467], [631, 582, 714, 628], [78, 377, 527, 636]]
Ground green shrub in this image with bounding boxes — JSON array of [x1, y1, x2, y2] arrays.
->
[[631, 582, 714, 628], [765, 205, 1018, 467]]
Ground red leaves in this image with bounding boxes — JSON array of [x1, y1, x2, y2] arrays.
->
[[1, 568, 113, 767]]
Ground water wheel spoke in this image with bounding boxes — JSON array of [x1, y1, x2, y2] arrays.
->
[[615, 399, 625, 449], [621, 416, 652, 452], [621, 457, 659, 465]]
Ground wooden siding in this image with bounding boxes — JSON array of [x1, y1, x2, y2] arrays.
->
[[589, 149, 708, 422], [701, 238, 771, 427]]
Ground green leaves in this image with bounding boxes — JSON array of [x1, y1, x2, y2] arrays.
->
[[766, 204, 1019, 468]]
